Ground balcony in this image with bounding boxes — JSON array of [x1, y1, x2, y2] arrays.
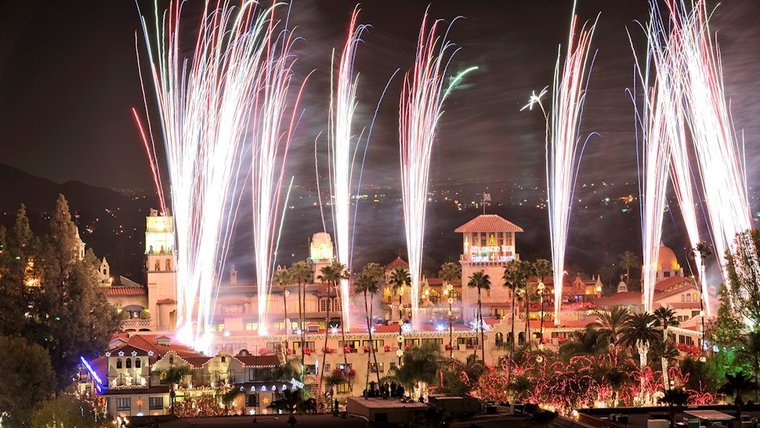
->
[[122, 318, 151, 331]]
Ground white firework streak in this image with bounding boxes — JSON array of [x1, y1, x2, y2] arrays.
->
[[328, 7, 368, 332], [137, 1, 276, 350], [547, 5, 598, 325], [400, 11, 475, 329], [251, 21, 309, 336], [632, 2, 684, 313], [677, 1, 753, 283]]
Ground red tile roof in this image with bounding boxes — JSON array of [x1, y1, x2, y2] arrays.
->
[[597, 291, 643, 306], [385, 257, 409, 271], [454, 214, 524, 233], [655, 276, 693, 292], [106, 287, 147, 297], [233, 353, 279, 367], [156, 298, 176, 305]]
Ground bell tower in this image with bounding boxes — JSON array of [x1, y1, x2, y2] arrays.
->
[[145, 209, 177, 331]]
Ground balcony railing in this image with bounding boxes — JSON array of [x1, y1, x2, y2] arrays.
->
[[122, 318, 151, 330]]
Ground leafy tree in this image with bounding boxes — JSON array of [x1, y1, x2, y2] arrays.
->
[[289, 260, 313, 375], [436, 354, 485, 396], [467, 271, 491, 361], [725, 230, 760, 326], [0, 335, 56, 426], [9, 196, 120, 392], [711, 284, 744, 347], [737, 331, 760, 401], [530, 259, 552, 343], [267, 388, 306, 425], [31, 395, 104, 428], [680, 357, 717, 394], [0, 206, 37, 337], [589, 305, 629, 348], [354, 262, 384, 386]]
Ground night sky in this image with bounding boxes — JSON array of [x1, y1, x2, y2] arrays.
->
[[1, 0, 759, 192]]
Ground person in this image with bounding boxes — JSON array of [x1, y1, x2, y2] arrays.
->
[[333, 399, 340, 416]]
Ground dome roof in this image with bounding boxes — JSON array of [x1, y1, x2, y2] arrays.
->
[[658, 244, 680, 272]]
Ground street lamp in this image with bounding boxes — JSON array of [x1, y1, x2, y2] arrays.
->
[[443, 284, 454, 358], [537, 282, 545, 342]]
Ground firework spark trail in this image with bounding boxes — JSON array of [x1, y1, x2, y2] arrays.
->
[[137, 0, 277, 349], [399, 11, 475, 329], [131, 107, 167, 215], [250, 16, 309, 337], [630, 1, 687, 313], [675, 0, 753, 285], [546, 3, 598, 325], [328, 7, 369, 332]]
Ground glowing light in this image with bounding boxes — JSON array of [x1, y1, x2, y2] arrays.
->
[[136, 1, 285, 347], [80, 356, 104, 391], [542, 3, 599, 325], [399, 10, 476, 329], [327, 7, 369, 332]]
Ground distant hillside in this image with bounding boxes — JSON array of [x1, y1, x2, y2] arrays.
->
[[0, 163, 153, 281]]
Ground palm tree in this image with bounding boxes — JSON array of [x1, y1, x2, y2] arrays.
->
[[504, 260, 530, 356], [467, 271, 491, 361], [532, 259, 552, 340], [290, 261, 313, 378], [388, 267, 411, 324], [620, 251, 640, 287], [394, 342, 441, 398], [159, 365, 192, 414], [318, 262, 349, 363], [619, 312, 661, 396], [653, 306, 680, 388], [659, 387, 690, 427], [589, 305, 629, 348], [316, 262, 347, 393], [719, 371, 759, 422], [558, 326, 607, 359], [354, 262, 384, 386], [273, 267, 292, 337], [692, 241, 712, 341], [440, 261, 461, 356]]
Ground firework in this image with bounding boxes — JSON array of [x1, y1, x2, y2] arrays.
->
[[545, 3, 598, 325], [676, 1, 753, 283], [327, 7, 369, 332], [136, 0, 282, 347], [632, 2, 686, 312], [250, 15, 308, 336], [399, 11, 475, 329]]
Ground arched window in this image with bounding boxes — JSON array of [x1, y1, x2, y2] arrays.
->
[[169, 356, 174, 365], [495, 332, 504, 346], [221, 356, 226, 363], [116, 359, 122, 369], [686, 294, 692, 303], [126, 358, 132, 369], [166, 259, 172, 271], [681, 294, 685, 302], [135, 358, 141, 369], [154, 260, 161, 271]]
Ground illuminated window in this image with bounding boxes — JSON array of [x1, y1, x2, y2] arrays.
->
[[149, 397, 163, 410], [166, 259, 172, 271], [336, 383, 350, 394], [154, 260, 161, 271], [115, 397, 131, 411], [245, 322, 258, 331], [686, 294, 692, 303]]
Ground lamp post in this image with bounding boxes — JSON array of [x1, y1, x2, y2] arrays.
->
[[537, 282, 545, 341], [444, 284, 454, 358]]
